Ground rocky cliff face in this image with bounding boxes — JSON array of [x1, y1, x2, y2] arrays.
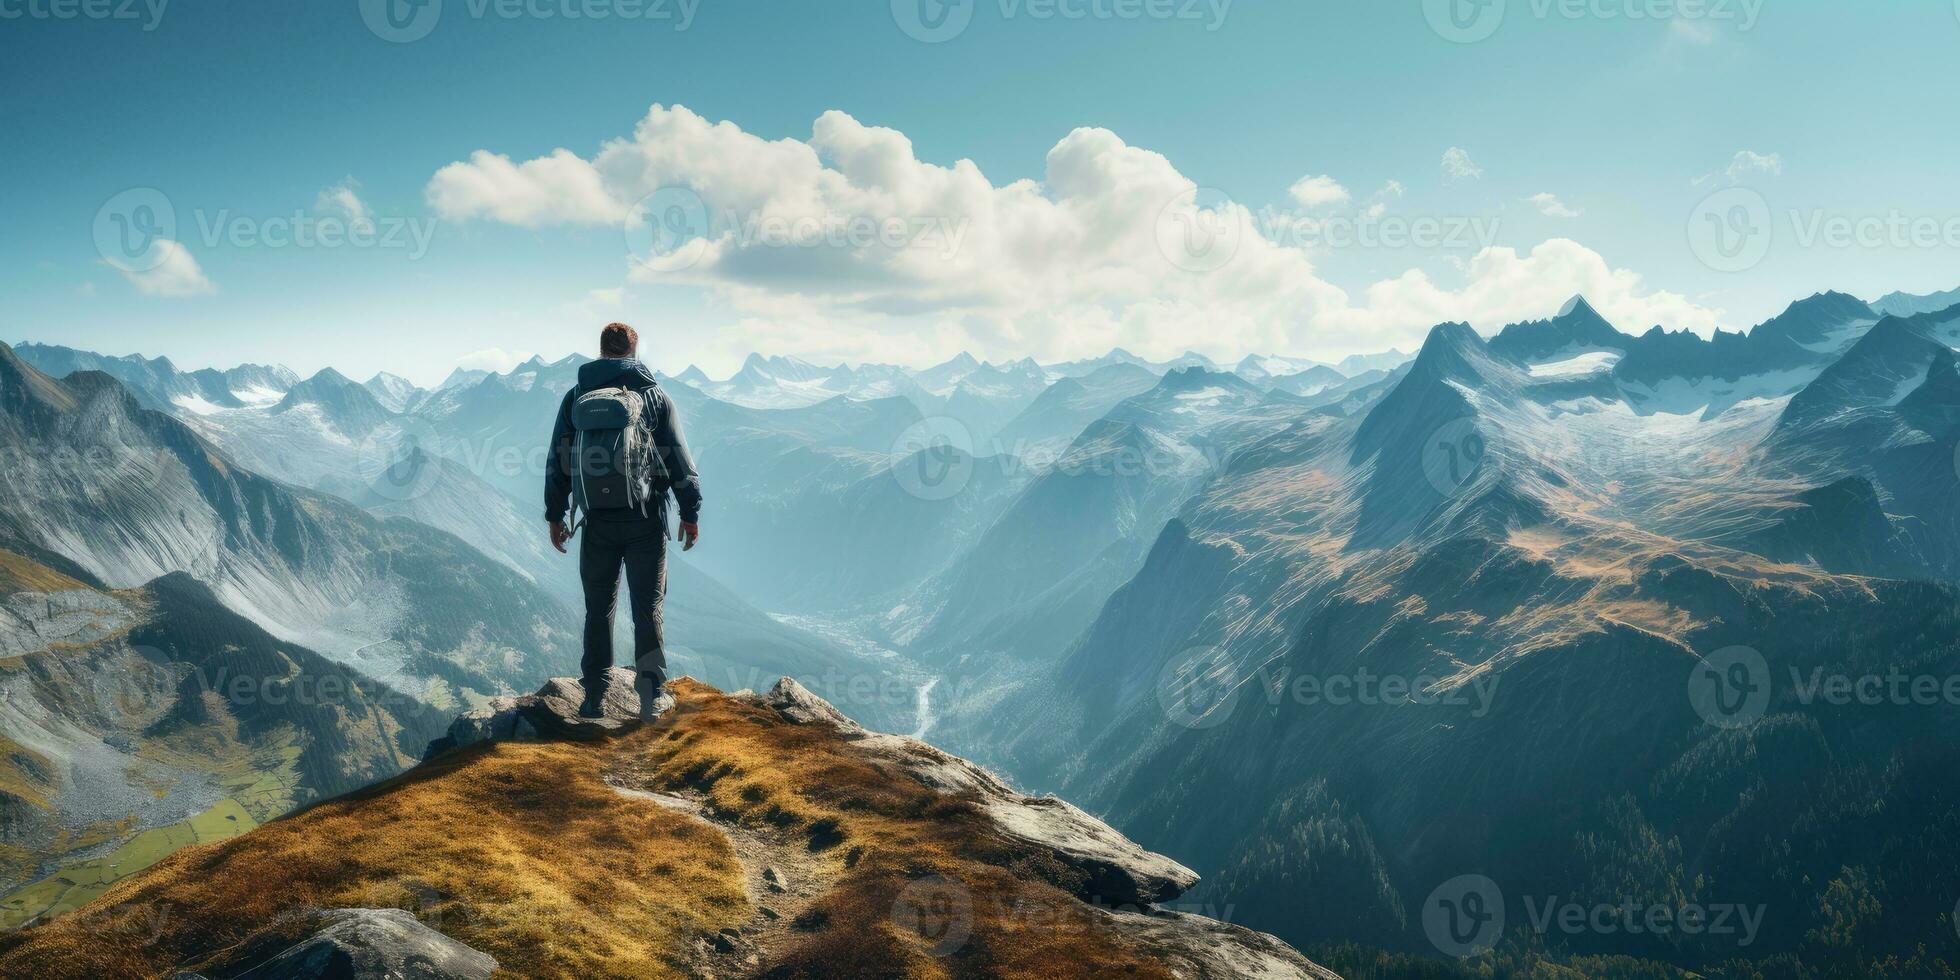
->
[[0, 341, 576, 701], [0, 675, 1336, 979], [0, 549, 447, 930]]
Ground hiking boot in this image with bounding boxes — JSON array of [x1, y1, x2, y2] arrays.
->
[[577, 683, 608, 719], [635, 673, 674, 721]]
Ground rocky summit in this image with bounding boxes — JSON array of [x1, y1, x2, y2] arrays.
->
[[0, 674, 1335, 979]]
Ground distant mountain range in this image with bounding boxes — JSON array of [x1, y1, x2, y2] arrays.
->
[[11, 280, 1960, 974], [918, 289, 1960, 972]]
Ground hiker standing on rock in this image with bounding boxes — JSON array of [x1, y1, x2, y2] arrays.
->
[[545, 322, 702, 721]]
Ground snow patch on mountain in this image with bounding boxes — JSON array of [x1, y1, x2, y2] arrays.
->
[[1528, 350, 1621, 378]]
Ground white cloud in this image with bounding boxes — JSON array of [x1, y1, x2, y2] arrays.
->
[[1334, 239, 1724, 341], [315, 179, 372, 227], [1726, 150, 1782, 182], [455, 347, 534, 373], [1696, 150, 1783, 187], [113, 240, 215, 298], [1528, 193, 1582, 219], [1441, 147, 1484, 182], [563, 286, 630, 321], [426, 105, 1719, 364], [1361, 180, 1404, 220], [1287, 175, 1350, 209], [427, 149, 621, 226]]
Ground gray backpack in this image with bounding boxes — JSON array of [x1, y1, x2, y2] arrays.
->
[[570, 385, 668, 522]]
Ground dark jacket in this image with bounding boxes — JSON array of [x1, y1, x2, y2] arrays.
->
[[545, 357, 702, 526]]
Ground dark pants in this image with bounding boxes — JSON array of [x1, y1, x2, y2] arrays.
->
[[579, 516, 668, 694]]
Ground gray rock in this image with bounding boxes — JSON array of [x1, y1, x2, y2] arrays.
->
[[425, 667, 641, 759], [232, 908, 497, 979], [1102, 908, 1342, 980], [739, 678, 1197, 906], [737, 677, 863, 731]]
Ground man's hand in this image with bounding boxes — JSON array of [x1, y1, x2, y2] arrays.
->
[[549, 520, 573, 554], [677, 521, 699, 551]]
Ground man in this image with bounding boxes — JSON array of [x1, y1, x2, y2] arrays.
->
[[545, 322, 702, 720]]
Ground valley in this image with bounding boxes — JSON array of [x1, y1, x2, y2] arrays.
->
[[9, 287, 1960, 975]]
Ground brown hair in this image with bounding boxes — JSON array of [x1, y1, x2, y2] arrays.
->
[[599, 322, 638, 358]]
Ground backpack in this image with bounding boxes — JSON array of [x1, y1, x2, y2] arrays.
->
[[569, 385, 669, 523]]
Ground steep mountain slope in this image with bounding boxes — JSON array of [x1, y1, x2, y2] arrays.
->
[[666, 385, 995, 611], [1485, 295, 1630, 364], [939, 358, 1049, 446], [12, 343, 296, 414], [1608, 292, 1877, 415], [992, 361, 1162, 462], [1772, 314, 1950, 432], [919, 311, 1960, 973], [0, 676, 1335, 979], [1756, 305, 1960, 578], [1871, 283, 1960, 317], [23, 349, 928, 733], [362, 371, 424, 413], [274, 367, 396, 439], [0, 551, 445, 928], [0, 342, 574, 700], [697, 353, 845, 409], [906, 368, 1295, 665], [1234, 354, 1335, 385]]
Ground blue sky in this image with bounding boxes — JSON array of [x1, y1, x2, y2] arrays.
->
[[3, 0, 1958, 385]]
